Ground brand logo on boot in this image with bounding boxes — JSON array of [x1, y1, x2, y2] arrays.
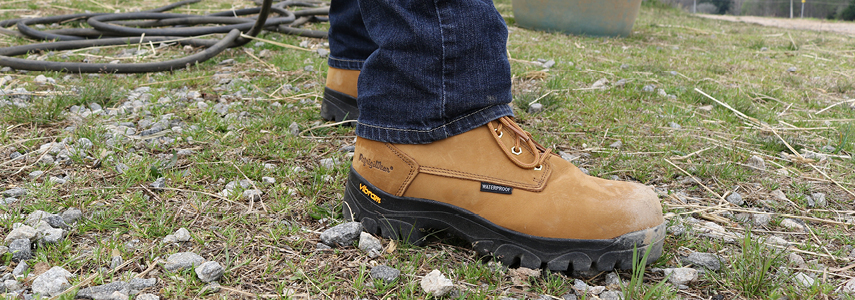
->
[[358, 154, 393, 173], [359, 183, 382, 204], [480, 182, 513, 194]]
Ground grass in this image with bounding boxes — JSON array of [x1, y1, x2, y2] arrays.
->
[[1, 0, 855, 299]]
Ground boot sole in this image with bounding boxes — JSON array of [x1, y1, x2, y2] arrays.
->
[[320, 87, 359, 123], [342, 168, 666, 272]]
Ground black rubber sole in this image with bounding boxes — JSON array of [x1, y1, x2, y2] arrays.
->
[[342, 168, 666, 272], [320, 87, 359, 123]]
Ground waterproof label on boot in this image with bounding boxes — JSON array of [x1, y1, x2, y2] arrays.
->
[[480, 182, 513, 194]]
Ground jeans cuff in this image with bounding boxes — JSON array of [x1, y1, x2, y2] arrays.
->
[[328, 56, 365, 70], [356, 104, 514, 144]]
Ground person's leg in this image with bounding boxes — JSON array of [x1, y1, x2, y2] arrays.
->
[[322, 0, 377, 122], [345, 0, 665, 272]]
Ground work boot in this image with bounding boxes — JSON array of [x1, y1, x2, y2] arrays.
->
[[342, 116, 665, 272], [321, 67, 359, 122]]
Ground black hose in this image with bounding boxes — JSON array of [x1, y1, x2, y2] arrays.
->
[[0, 0, 330, 73]]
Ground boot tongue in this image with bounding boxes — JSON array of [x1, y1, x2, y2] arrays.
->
[[489, 117, 552, 169]]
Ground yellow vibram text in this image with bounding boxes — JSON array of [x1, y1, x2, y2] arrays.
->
[[359, 183, 381, 204]]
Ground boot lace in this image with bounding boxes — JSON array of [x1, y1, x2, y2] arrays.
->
[[488, 116, 552, 170]]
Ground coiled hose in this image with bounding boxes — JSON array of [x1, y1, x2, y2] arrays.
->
[[0, 0, 329, 73]]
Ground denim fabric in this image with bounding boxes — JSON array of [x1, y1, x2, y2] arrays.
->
[[328, 0, 376, 70], [330, 0, 514, 144]]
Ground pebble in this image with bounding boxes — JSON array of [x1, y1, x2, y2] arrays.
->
[[13, 261, 28, 277], [681, 252, 722, 271], [780, 218, 805, 232], [562, 294, 577, 300], [61, 208, 83, 224], [129, 278, 157, 294], [788, 252, 806, 268], [793, 272, 814, 287], [609, 140, 622, 149], [573, 279, 589, 292], [421, 270, 454, 296], [663, 268, 697, 285], [174, 228, 191, 242], [752, 213, 771, 227], [698, 105, 713, 112], [764, 235, 790, 246], [614, 79, 628, 87], [195, 261, 224, 283], [319, 158, 339, 169], [135, 294, 159, 300], [528, 103, 543, 114], [787, 67, 797, 72], [77, 138, 93, 150], [49, 176, 66, 184], [642, 84, 655, 92], [115, 163, 129, 174], [317, 49, 329, 57], [542, 59, 555, 69], [31, 266, 73, 297], [771, 189, 788, 201], [358, 232, 383, 258], [242, 189, 262, 201], [288, 122, 300, 136], [76, 281, 130, 299], [604, 272, 621, 287], [843, 278, 855, 294], [369, 265, 400, 283], [8, 239, 33, 262], [591, 78, 609, 89], [319, 222, 363, 247], [5, 279, 22, 291], [746, 155, 765, 170], [110, 255, 123, 269], [316, 243, 332, 251], [726, 192, 744, 206], [809, 192, 826, 207], [163, 252, 205, 272], [6, 225, 36, 243], [668, 122, 682, 129], [261, 177, 275, 185], [2, 188, 27, 198], [28, 171, 44, 179], [600, 291, 624, 300], [150, 178, 166, 191]]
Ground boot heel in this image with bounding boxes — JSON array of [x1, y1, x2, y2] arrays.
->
[[321, 87, 358, 122]]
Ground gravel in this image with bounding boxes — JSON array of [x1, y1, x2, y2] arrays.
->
[[195, 261, 224, 283], [320, 222, 363, 247], [2, 188, 27, 198], [358, 232, 383, 258], [8, 239, 32, 262], [174, 228, 191, 242], [31, 266, 73, 297], [528, 103, 544, 114], [76, 281, 130, 299], [421, 269, 454, 296], [369, 265, 400, 283], [663, 268, 697, 286], [163, 252, 205, 272], [747, 155, 765, 170], [793, 272, 815, 287], [5, 225, 36, 243], [726, 191, 744, 206], [61, 208, 83, 224], [681, 252, 722, 271], [609, 140, 622, 149]]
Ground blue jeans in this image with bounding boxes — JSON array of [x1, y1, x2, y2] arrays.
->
[[328, 0, 514, 144]]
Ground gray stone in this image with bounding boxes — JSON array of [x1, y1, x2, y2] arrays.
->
[[8, 239, 31, 262], [31, 266, 73, 297], [174, 228, 191, 242], [150, 178, 166, 191], [370, 265, 400, 283], [203, 282, 221, 293], [195, 261, 224, 283], [788, 252, 806, 268], [316, 243, 332, 251], [747, 155, 765, 170], [319, 158, 339, 169], [28, 171, 44, 180], [129, 278, 157, 293], [115, 163, 129, 174], [668, 122, 682, 129], [752, 213, 771, 227], [562, 294, 577, 300], [163, 252, 205, 272], [528, 103, 544, 114], [110, 256, 123, 269], [2, 197, 18, 205], [726, 192, 744, 206], [663, 268, 697, 285], [5, 279, 22, 291], [605, 272, 621, 287], [261, 177, 276, 185], [61, 208, 83, 224], [543, 59, 556, 69], [5, 225, 36, 243], [573, 279, 589, 293], [600, 291, 624, 300], [37, 224, 64, 244], [320, 222, 362, 247], [780, 218, 805, 232], [242, 189, 262, 201], [421, 270, 454, 296], [359, 232, 383, 256], [589, 286, 605, 295], [76, 281, 130, 299], [12, 261, 28, 277], [609, 140, 623, 149], [810, 193, 826, 207], [667, 224, 685, 236], [288, 122, 300, 136], [26, 211, 54, 227], [135, 293, 159, 300], [642, 85, 655, 92], [787, 67, 797, 72], [2, 188, 26, 198], [793, 272, 814, 287], [317, 49, 329, 57], [843, 278, 855, 294], [681, 252, 721, 271], [77, 138, 93, 150], [46, 215, 68, 229]]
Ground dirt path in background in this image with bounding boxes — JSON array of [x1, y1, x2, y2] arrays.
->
[[697, 14, 855, 36]]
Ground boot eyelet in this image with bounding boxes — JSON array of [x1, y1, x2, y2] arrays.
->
[[496, 131, 503, 138], [534, 165, 542, 170], [511, 147, 522, 155]]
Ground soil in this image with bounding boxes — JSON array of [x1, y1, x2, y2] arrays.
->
[[697, 14, 855, 36]]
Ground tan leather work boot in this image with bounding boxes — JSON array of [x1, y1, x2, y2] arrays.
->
[[321, 67, 359, 122], [342, 116, 665, 272]]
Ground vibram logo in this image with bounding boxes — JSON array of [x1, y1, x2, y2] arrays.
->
[[358, 154, 393, 173], [359, 183, 382, 204]]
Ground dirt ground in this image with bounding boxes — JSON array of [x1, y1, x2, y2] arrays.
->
[[698, 14, 855, 36]]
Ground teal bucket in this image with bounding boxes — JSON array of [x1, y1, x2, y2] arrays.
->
[[512, 0, 643, 37]]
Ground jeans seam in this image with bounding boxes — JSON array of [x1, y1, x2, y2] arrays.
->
[[357, 105, 499, 133], [328, 56, 366, 63], [433, 0, 448, 137]]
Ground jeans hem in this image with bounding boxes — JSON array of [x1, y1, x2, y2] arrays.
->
[[356, 104, 514, 144], [328, 56, 365, 70]]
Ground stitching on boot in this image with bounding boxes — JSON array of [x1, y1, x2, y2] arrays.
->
[[419, 156, 551, 191], [383, 143, 419, 197]]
